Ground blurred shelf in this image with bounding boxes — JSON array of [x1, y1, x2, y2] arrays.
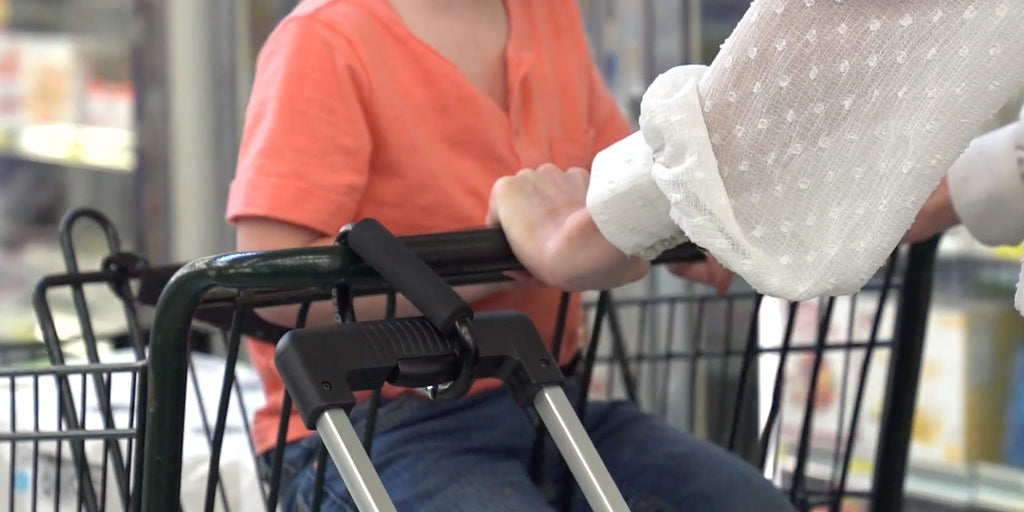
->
[[6, 0, 132, 38], [0, 27, 137, 173], [938, 226, 1023, 263], [0, 304, 133, 345], [0, 123, 135, 172], [0, 339, 48, 366], [904, 462, 1024, 512], [776, 450, 1024, 511]]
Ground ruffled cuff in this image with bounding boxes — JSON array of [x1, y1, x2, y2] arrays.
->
[[948, 121, 1024, 246], [587, 131, 689, 260], [586, 65, 717, 262], [1017, 260, 1023, 316]]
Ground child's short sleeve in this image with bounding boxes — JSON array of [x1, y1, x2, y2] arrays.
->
[[227, 15, 373, 236]]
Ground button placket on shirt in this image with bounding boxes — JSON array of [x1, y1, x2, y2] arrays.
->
[[505, 51, 534, 166]]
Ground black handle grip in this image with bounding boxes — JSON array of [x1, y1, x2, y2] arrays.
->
[[400, 228, 520, 275], [651, 243, 706, 264], [136, 229, 706, 309], [400, 227, 706, 272], [345, 219, 473, 335]]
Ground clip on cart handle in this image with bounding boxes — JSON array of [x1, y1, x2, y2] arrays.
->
[[276, 312, 631, 512], [340, 218, 478, 401]]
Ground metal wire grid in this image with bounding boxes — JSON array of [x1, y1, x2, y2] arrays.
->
[[2, 208, 937, 511], [585, 245, 937, 512], [1, 361, 145, 512]]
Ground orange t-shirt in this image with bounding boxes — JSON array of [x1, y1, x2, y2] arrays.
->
[[227, 0, 632, 455]]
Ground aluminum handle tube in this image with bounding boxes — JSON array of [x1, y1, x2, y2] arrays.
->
[[317, 409, 398, 512], [533, 386, 630, 512]]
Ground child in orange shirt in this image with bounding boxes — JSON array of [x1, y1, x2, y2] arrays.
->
[[228, 0, 792, 510]]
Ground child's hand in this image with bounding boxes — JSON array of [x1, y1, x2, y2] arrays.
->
[[487, 164, 649, 291]]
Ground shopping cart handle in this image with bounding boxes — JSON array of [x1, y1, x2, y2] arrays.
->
[[275, 311, 565, 429], [652, 242, 705, 265], [136, 228, 705, 307], [398, 226, 705, 273]]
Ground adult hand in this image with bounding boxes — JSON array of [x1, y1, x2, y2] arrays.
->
[[904, 176, 960, 244], [487, 164, 650, 291], [668, 253, 733, 296]]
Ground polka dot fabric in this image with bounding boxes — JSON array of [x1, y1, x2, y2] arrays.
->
[[641, 0, 1024, 300]]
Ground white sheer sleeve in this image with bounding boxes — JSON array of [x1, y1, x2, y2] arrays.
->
[[947, 106, 1024, 247], [945, 103, 1024, 315], [1019, 105, 1024, 315], [589, 0, 1024, 302]]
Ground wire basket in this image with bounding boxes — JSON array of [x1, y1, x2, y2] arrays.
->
[[1, 208, 938, 511]]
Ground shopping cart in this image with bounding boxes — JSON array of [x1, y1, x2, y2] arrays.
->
[[2, 207, 938, 511]]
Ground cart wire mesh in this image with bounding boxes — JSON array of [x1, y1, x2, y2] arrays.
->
[[1, 208, 938, 512], [581, 242, 934, 512]]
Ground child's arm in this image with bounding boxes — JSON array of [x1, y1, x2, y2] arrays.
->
[[228, 16, 505, 329], [236, 216, 523, 328]]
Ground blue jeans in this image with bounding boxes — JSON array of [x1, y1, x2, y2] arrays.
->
[[263, 383, 794, 512]]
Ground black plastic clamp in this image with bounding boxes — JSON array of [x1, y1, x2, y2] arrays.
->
[[338, 218, 477, 400], [275, 311, 565, 429]]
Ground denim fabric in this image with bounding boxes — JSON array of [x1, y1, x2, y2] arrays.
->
[[261, 383, 794, 512]]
